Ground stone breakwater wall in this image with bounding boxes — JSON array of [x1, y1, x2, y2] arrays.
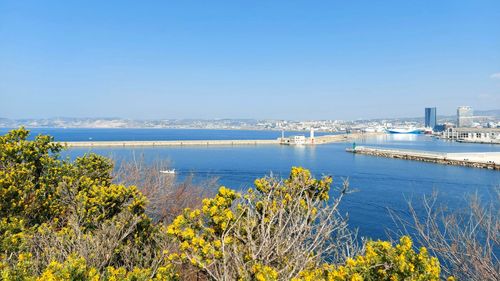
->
[[60, 139, 279, 147], [347, 146, 499, 171], [58, 132, 382, 148], [313, 132, 380, 144]]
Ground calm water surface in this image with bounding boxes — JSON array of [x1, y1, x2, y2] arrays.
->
[[0, 128, 330, 141], [5, 128, 499, 240]]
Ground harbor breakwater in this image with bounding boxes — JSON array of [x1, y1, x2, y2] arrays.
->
[[347, 146, 500, 170], [60, 139, 278, 147], [59, 132, 380, 147]]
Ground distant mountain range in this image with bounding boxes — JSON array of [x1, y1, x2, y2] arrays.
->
[[0, 117, 264, 129], [474, 109, 500, 117]]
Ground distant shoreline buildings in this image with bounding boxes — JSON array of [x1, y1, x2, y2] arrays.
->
[[0, 107, 498, 133]]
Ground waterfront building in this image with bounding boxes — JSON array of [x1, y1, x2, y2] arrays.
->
[[457, 106, 473, 127], [442, 127, 500, 144], [290, 135, 306, 145], [424, 107, 437, 129], [280, 135, 306, 145]]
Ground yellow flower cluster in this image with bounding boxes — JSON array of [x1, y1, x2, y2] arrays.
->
[[166, 186, 239, 268], [286, 167, 331, 201], [1, 253, 178, 281], [75, 179, 148, 230], [252, 263, 279, 281], [294, 236, 441, 281], [246, 167, 332, 227], [256, 167, 332, 204]]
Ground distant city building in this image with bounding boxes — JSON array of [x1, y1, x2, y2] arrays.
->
[[290, 135, 306, 145], [457, 106, 473, 127], [442, 127, 500, 144], [433, 124, 446, 132], [424, 107, 437, 129], [280, 135, 306, 145]]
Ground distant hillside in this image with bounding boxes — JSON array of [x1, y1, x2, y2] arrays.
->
[[475, 109, 500, 117], [0, 117, 266, 129], [434, 109, 500, 122]]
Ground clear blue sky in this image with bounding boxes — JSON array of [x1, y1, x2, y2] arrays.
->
[[1, 0, 499, 120]]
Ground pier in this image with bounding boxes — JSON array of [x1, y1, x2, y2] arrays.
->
[[60, 139, 278, 147], [346, 146, 500, 170], [59, 132, 380, 148]]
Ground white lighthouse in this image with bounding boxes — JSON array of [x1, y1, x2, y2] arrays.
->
[[310, 128, 315, 144]]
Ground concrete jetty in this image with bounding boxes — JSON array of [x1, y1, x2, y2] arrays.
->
[[61, 139, 279, 147], [346, 146, 500, 170], [59, 132, 380, 148]]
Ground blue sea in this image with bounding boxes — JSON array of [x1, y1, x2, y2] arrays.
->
[[0, 128, 330, 142], [3, 128, 499, 240]]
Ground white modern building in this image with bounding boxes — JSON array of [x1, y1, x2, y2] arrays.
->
[[457, 106, 473, 127], [291, 135, 306, 144], [442, 127, 500, 144]]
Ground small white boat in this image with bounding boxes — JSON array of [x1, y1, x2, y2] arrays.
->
[[160, 169, 176, 174]]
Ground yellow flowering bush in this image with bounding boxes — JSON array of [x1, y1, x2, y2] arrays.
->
[[0, 128, 64, 230], [0, 128, 149, 240], [1, 253, 178, 281], [166, 186, 239, 275], [168, 167, 352, 280], [294, 236, 441, 281], [0, 128, 169, 279]]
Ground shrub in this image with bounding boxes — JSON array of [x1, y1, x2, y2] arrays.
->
[[167, 167, 359, 280], [294, 236, 441, 281], [0, 128, 166, 277], [391, 190, 499, 280], [1, 253, 178, 281]]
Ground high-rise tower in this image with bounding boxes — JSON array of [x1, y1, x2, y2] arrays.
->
[[425, 107, 437, 129], [457, 106, 473, 127]]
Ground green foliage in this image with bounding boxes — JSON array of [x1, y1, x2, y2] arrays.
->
[[0, 217, 28, 257], [0, 127, 64, 228], [0, 128, 165, 279]]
